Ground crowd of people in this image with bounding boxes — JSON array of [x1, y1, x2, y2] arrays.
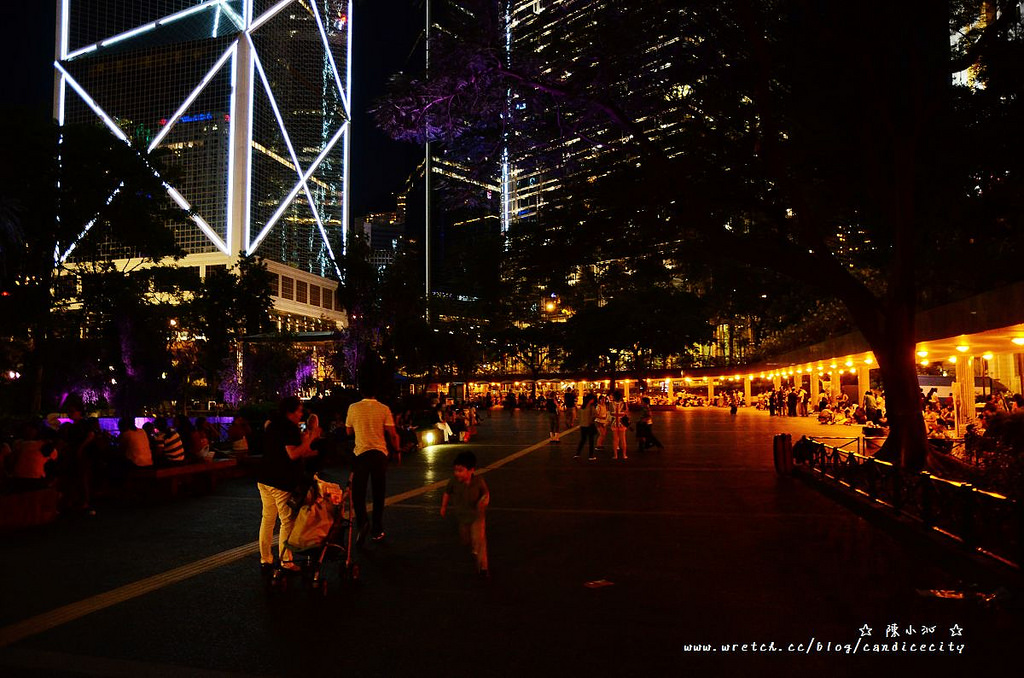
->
[[0, 405, 254, 515], [257, 382, 492, 579]]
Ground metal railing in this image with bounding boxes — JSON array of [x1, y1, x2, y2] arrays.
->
[[800, 437, 1021, 570]]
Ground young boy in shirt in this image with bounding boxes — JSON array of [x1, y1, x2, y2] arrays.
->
[[440, 451, 490, 577]]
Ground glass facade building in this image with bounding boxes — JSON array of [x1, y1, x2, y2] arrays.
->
[[54, 1, 351, 293], [502, 0, 687, 229]]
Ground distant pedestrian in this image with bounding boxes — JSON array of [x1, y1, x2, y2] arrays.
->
[[546, 394, 561, 443], [574, 394, 598, 460], [346, 375, 399, 544], [863, 390, 879, 423], [636, 397, 664, 450], [594, 394, 610, 449], [610, 390, 629, 460], [440, 451, 490, 577], [564, 388, 578, 427]]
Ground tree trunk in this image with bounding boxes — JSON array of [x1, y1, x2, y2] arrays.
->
[[840, 287, 928, 470], [874, 340, 927, 470]]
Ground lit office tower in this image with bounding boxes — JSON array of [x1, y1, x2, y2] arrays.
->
[[54, 1, 352, 326], [502, 0, 686, 229]]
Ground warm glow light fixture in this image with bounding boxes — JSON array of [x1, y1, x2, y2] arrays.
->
[[916, 350, 928, 357], [983, 353, 994, 361], [956, 345, 970, 352], [948, 356, 957, 364], [1013, 338, 1024, 346]]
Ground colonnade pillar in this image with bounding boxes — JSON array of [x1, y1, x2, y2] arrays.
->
[[953, 356, 975, 437]]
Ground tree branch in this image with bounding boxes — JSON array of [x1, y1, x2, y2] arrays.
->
[[949, 0, 1019, 73]]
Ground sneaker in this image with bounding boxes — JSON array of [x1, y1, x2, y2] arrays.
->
[[573, 454, 581, 459], [371, 531, 386, 543], [588, 456, 597, 461], [280, 561, 301, 572]]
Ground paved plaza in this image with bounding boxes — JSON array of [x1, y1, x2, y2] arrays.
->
[[0, 407, 1020, 677]]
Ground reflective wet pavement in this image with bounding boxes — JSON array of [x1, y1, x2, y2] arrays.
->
[[0, 407, 1019, 677]]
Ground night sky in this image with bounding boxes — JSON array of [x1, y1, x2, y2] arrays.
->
[[0, 0, 423, 217]]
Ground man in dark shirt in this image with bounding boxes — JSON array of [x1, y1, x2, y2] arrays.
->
[[256, 396, 319, 572]]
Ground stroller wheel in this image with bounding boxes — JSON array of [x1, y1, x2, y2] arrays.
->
[[308, 574, 325, 597], [268, 571, 287, 592]]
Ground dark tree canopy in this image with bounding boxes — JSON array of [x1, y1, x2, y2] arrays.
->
[[376, 0, 1024, 468]]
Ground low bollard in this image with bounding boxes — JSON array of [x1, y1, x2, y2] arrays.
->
[[773, 433, 793, 476]]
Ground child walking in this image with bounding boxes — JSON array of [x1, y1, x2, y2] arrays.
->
[[440, 451, 490, 577]]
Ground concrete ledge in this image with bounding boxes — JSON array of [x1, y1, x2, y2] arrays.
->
[[0, 488, 60, 530], [129, 458, 239, 497]]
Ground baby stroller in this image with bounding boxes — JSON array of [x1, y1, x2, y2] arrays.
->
[[268, 473, 358, 595]]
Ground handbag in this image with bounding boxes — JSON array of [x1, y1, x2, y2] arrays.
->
[[285, 476, 342, 552], [620, 415, 630, 427]]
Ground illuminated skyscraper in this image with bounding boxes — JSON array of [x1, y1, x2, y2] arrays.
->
[[54, 0, 352, 328], [502, 0, 687, 230]]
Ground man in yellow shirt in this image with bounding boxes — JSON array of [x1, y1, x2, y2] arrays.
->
[[346, 382, 399, 544]]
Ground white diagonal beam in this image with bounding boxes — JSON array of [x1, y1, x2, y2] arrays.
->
[[251, 0, 295, 33], [65, 1, 228, 61], [248, 122, 347, 254], [55, 63, 229, 256], [148, 42, 237, 152], [309, 0, 347, 113]]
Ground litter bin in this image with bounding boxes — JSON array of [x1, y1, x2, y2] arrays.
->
[[773, 433, 793, 476]]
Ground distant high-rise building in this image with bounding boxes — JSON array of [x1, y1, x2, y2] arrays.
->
[[54, 0, 352, 329], [502, 0, 686, 230]]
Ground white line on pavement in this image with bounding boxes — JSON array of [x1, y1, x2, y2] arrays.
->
[[0, 434, 553, 648]]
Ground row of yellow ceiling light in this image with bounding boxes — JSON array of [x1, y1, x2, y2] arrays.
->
[[478, 336, 1024, 387]]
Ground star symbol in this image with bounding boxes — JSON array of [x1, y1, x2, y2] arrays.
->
[[859, 624, 873, 637], [950, 624, 963, 637]]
